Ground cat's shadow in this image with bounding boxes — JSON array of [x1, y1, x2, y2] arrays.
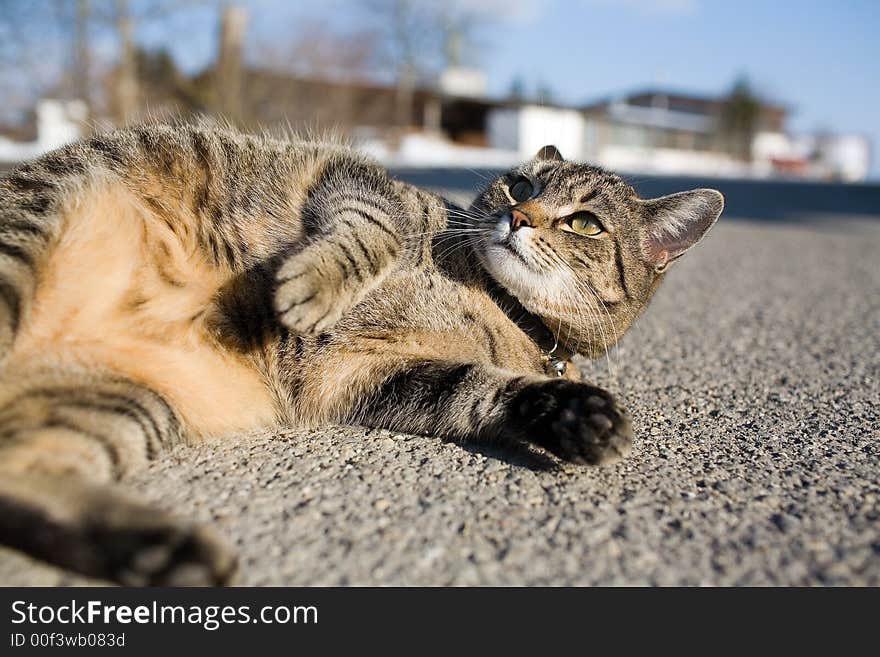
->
[[278, 427, 559, 472], [442, 438, 560, 472]]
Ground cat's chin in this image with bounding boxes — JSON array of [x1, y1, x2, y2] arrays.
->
[[478, 244, 563, 314], [474, 216, 576, 319]]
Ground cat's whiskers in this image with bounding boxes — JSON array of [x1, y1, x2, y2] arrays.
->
[[432, 230, 492, 265], [560, 271, 596, 363], [582, 282, 617, 380], [552, 259, 612, 374], [463, 167, 496, 184], [444, 207, 496, 222], [428, 227, 492, 244], [530, 244, 588, 358], [541, 246, 614, 378], [562, 265, 620, 380], [525, 246, 593, 358]]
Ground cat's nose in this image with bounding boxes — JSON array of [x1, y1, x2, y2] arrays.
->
[[510, 209, 533, 231]]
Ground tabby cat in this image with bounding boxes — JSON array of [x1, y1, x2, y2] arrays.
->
[[0, 124, 722, 585]]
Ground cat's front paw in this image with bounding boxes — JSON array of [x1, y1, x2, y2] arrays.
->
[[274, 247, 349, 334], [513, 380, 633, 465]]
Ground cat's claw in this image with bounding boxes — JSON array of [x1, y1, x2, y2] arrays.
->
[[514, 380, 633, 465]]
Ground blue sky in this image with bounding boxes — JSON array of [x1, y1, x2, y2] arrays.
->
[[484, 1, 878, 144], [142, 0, 880, 178]]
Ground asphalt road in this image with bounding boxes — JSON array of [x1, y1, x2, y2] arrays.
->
[[1, 184, 878, 585]]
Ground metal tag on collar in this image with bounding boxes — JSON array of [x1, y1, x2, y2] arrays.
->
[[550, 357, 566, 377]]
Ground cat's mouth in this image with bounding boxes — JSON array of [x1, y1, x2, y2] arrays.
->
[[489, 217, 537, 270], [492, 236, 530, 265], [478, 218, 552, 305], [478, 217, 576, 319]]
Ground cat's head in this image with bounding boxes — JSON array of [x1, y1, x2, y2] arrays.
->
[[468, 145, 723, 358]]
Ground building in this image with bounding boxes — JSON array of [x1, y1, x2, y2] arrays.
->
[[0, 74, 869, 181], [0, 100, 88, 165], [483, 89, 869, 180], [579, 89, 785, 176], [489, 89, 787, 176], [752, 131, 871, 182]]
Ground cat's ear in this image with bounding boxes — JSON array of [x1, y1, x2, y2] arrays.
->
[[640, 189, 723, 271], [535, 145, 564, 162]]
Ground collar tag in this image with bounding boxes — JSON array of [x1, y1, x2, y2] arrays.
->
[[550, 357, 567, 377]]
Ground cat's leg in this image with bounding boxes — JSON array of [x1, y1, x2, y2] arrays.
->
[[351, 361, 633, 466], [0, 368, 235, 585], [274, 160, 406, 334]]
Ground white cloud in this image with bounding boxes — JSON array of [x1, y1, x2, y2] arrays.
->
[[432, 0, 700, 24], [580, 0, 700, 16], [440, 0, 544, 25]]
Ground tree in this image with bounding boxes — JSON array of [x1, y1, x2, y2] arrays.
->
[[719, 76, 762, 161], [75, 0, 92, 109], [102, 0, 220, 124], [0, 0, 221, 128], [215, 5, 247, 122], [535, 80, 555, 105], [508, 76, 526, 101], [113, 0, 138, 124], [241, 18, 384, 132], [362, 0, 439, 127], [0, 0, 83, 124], [360, 0, 495, 127]]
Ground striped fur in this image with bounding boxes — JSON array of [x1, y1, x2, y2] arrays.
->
[[0, 124, 722, 584]]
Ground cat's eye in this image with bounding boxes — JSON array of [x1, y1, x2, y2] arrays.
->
[[509, 177, 534, 202], [564, 212, 604, 237]]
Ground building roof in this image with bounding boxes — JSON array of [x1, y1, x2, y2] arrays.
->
[[581, 88, 789, 133], [582, 88, 787, 115]]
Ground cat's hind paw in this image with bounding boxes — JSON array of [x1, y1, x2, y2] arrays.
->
[[0, 477, 237, 586], [86, 510, 238, 586]]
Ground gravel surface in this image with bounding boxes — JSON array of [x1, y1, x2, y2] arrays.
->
[[1, 213, 878, 586]]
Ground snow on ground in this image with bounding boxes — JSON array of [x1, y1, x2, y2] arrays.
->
[[359, 132, 521, 169], [0, 100, 86, 164]]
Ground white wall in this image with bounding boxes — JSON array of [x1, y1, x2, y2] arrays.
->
[[486, 109, 520, 152], [752, 131, 871, 181], [752, 131, 797, 161], [0, 99, 86, 163], [821, 135, 870, 182], [597, 145, 749, 177], [518, 106, 585, 161], [487, 105, 587, 162], [439, 67, 487, 98]]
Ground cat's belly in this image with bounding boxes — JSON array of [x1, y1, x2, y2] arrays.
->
[[9, 181, 276, 438]]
